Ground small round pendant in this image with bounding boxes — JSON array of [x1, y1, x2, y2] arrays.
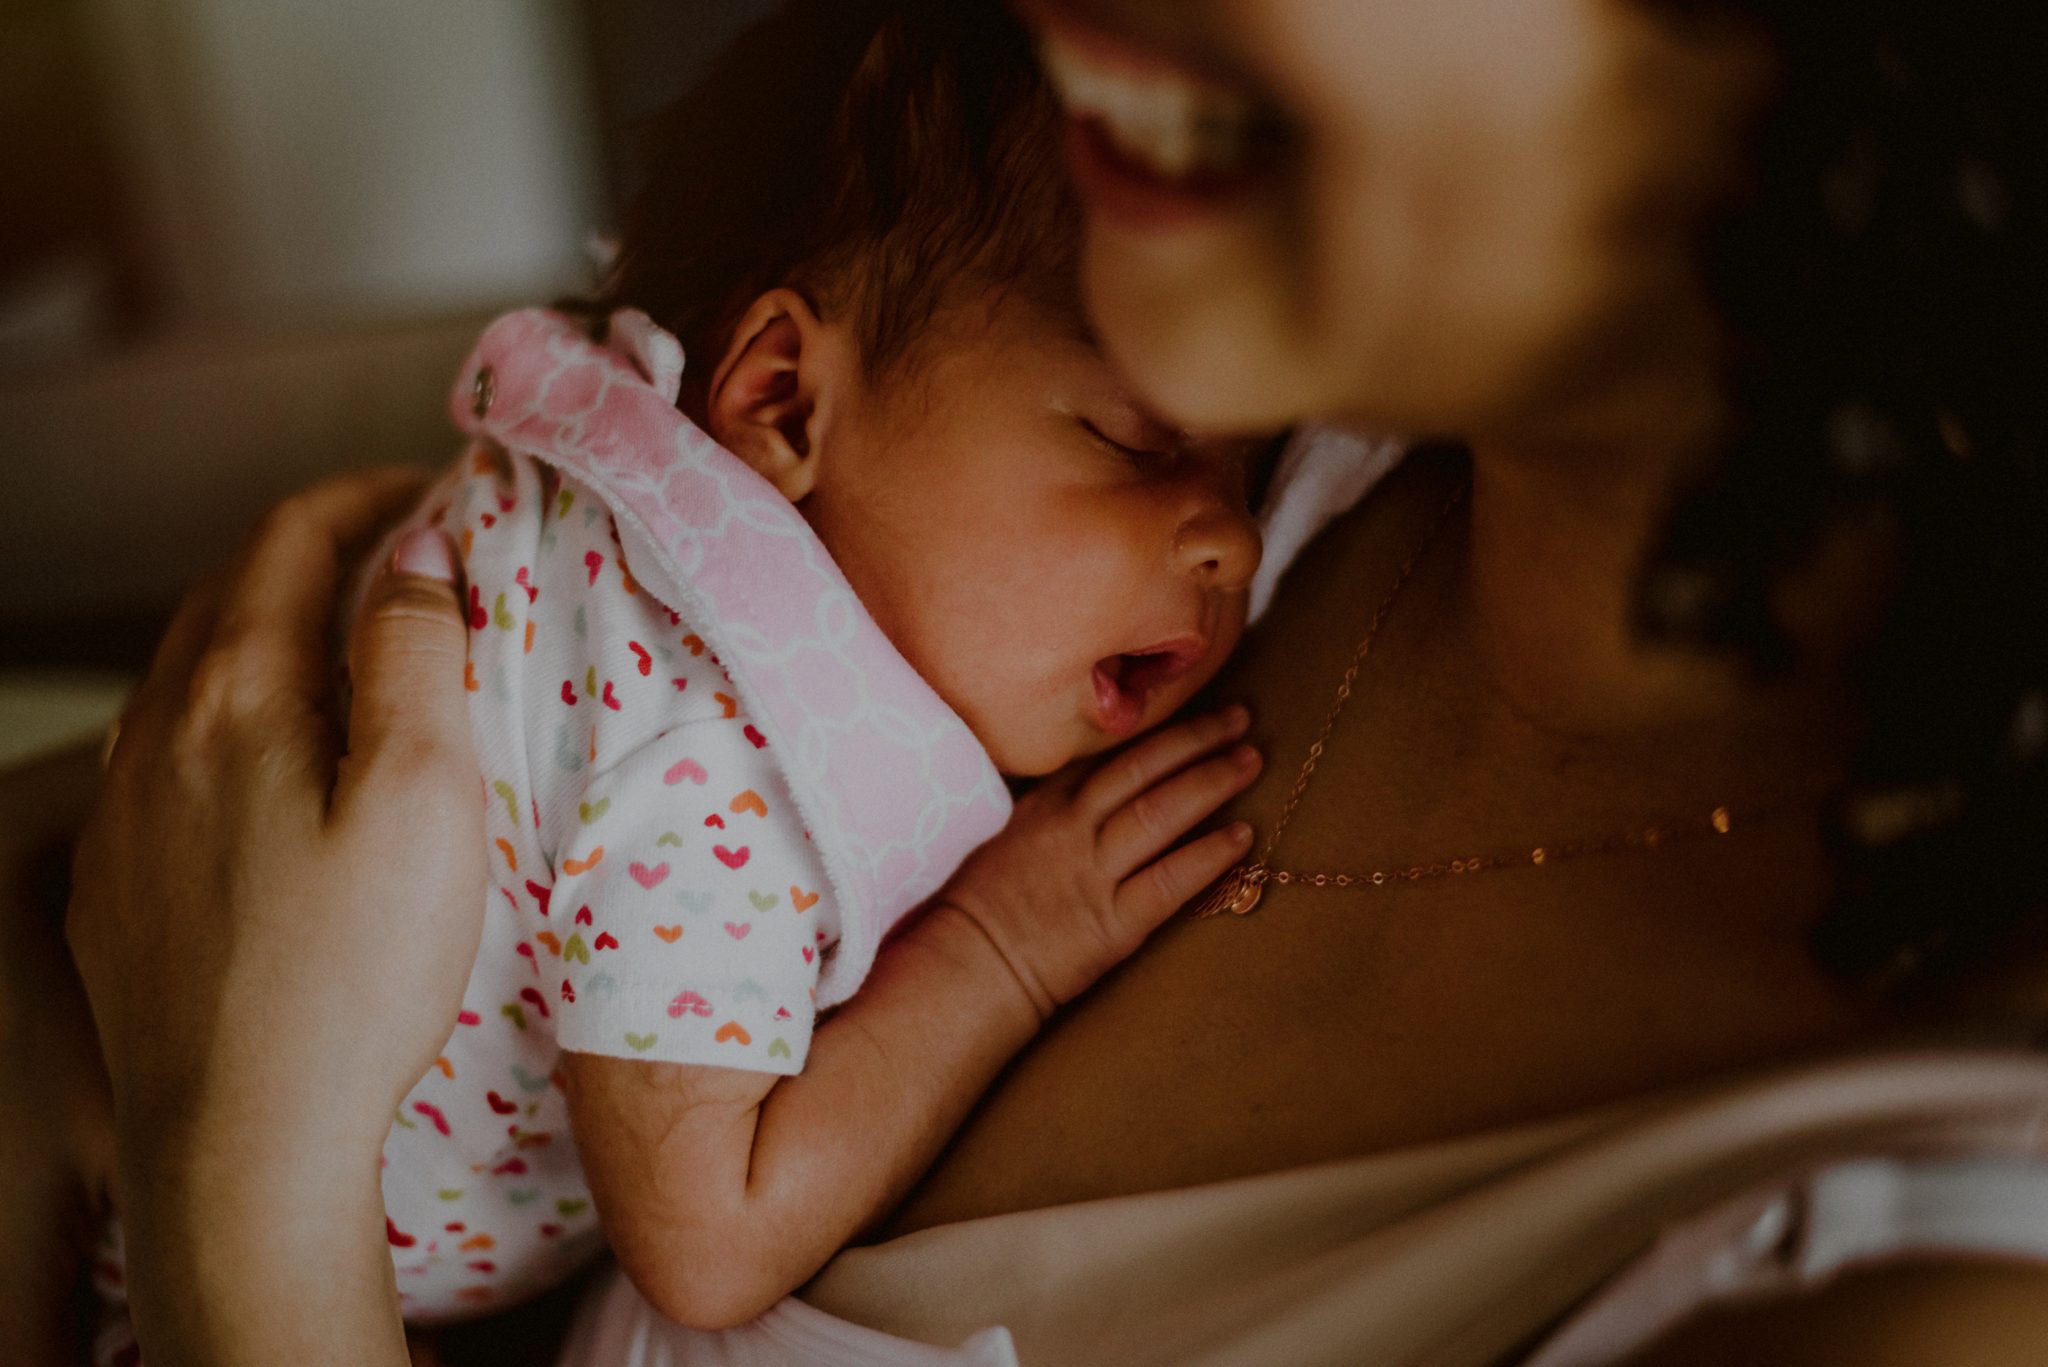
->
[[1193, 866, 1265, 919]]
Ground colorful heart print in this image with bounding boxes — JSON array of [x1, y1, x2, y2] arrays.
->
[[664, 757, 708, 786]]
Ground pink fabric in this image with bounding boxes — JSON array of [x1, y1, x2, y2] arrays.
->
[[451, 309, 1011, 1004]]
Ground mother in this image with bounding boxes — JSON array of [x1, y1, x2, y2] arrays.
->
[[52, 0, 2048, 1362]]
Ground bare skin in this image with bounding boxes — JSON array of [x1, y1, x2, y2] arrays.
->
[[888, 451, 1877, 1234]]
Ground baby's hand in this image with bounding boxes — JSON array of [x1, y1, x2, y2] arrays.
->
[[935, 705, 1260, 1021]]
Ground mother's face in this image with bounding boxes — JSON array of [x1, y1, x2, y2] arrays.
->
[[1026, 0, 1774, 439]]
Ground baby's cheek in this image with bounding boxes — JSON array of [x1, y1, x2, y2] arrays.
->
[[950, 608, 1100, 779], [921, 643, 1062, 778]]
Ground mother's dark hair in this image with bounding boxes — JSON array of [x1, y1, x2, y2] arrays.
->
[[1637, 0, 2048, 994]]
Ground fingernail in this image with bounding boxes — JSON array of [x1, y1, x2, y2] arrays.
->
[[1222, 703, 1251, 729], [390, 528, 457, 582], [1229, 821, 1254, 844], [1233, 744, 1262, 770]]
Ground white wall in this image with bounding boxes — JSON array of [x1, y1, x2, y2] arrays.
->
[[4, 2, 617, 654], [84, 0, 604, 330]]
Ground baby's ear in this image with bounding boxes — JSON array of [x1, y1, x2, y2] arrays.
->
[[704, 289, 846, 502]]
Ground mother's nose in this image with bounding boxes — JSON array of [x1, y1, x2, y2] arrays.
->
[[1175, 500, 1262, 591]]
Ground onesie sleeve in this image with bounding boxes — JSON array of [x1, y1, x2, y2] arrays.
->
[[448, 447, 841, 1077], [544, 715, 837, 1075]]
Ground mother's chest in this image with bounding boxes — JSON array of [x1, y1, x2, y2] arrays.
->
[[888, 483, 1862, 1235]]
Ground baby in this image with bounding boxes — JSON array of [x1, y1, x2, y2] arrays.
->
[[88, 3, 1268, 1353], [376, 3, 1268, 1330]]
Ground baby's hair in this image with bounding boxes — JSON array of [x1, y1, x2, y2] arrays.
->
[[608, 0, 1077, 414]]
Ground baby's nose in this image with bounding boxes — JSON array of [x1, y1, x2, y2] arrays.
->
[[1176, 502, 1262, 592]]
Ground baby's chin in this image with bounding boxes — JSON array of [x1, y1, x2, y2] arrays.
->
[[969, 705, 1113, 780], [980, 692, 1198, 780], [984, 727, 1092, 781]]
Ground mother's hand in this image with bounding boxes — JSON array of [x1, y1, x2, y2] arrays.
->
[[67, 470, 483, 1366]]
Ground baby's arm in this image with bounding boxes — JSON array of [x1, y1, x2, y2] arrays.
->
[[562, 705, 1259, 1329]]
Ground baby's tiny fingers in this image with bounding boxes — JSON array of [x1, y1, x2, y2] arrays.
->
[[1098, 744, 1261, 878], [1079, 704, 1251, 821], [1116, 823, 1256, 927]]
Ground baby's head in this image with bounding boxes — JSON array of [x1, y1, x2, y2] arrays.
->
[[613, 1, 1265, 776]]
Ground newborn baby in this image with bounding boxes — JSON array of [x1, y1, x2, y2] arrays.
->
[[375, 51, 1271, 1322], [370, 284, 1263, 1324], [92, 7, 1270, 1352]]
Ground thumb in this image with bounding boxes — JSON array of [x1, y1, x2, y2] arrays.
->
[[338, 527, 477, 809]]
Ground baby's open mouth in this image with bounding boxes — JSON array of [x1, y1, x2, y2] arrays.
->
[[1091, 638, 1205, 738]]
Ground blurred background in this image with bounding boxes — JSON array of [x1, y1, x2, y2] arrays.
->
[[0, 0, 775, 762]]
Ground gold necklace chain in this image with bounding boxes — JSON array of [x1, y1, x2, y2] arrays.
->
[[1192, 481, 1771, 920]]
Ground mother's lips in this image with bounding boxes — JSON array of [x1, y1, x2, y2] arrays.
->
[[1033, 5, 1288, 234]]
